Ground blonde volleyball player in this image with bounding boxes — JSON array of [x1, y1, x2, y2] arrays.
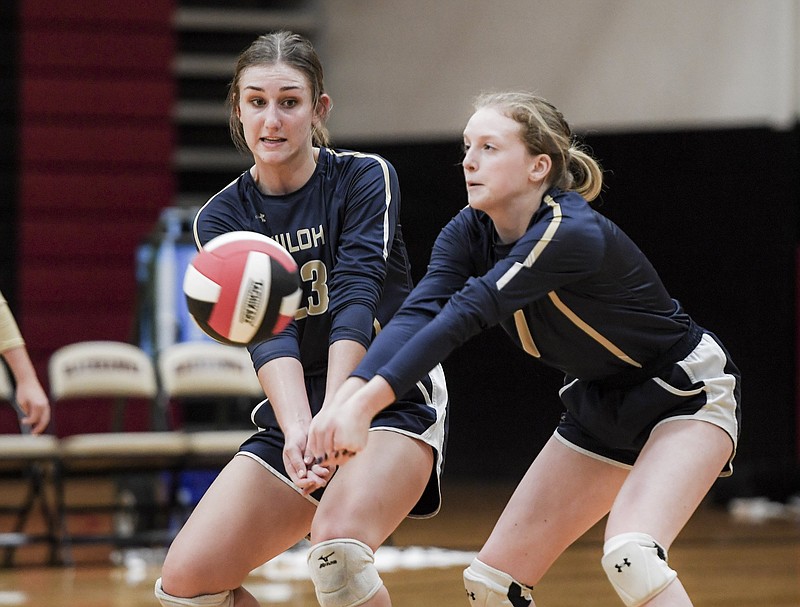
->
[[308, 92, 740, 607]]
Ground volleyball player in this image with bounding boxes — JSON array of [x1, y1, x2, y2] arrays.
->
[[155, 31, 448, 607], [308, 91, 740, 607]]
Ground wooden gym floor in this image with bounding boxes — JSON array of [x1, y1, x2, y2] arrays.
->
[[0, 479, 798, 606]]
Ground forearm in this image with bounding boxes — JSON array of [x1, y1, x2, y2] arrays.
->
[[305, 374, 396, 465], [2, 343, 50, 434], [324, 339, 367, 404], [258, 356, 333, 491], [2, 345, 39, 386], [348, 375, 397, 420], [257, 357, 312, 434]]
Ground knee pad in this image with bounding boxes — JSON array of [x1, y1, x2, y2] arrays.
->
[[600, 533, 678, 607], [154, 578, 233, 607], [463, 558, 534, 606], [307, 538, 383, 607]]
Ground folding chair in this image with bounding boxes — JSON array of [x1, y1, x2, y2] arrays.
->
[[157, 341, 262, 467], [48, 341, 189, 564], [157, 341, 262, 511], [0, 362, 60, 566]]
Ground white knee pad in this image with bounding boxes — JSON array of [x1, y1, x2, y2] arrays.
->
[[307, 538, 383, 607], [154, 578, 233, 607], [463, 558, 534, 606], [600, 533, 678, 607]]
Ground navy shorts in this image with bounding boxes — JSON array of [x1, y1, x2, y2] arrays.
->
[[556, 331, 740, 476], [237, 364, 448, 518]]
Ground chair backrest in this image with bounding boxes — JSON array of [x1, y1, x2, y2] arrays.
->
[[157, 341, 262, 398], [49, 341, 158, 401]]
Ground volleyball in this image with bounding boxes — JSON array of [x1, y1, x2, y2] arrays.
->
[[183, 231, 302, 346]]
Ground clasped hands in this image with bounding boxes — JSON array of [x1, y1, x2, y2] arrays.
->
[[283, 376, 374, 494]]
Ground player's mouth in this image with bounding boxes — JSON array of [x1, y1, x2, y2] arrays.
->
[[260, 136, 287, 145]]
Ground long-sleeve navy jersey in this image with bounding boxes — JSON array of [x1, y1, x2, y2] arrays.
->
[[354, 188, 695, 397], [193, 147, 414, 376]]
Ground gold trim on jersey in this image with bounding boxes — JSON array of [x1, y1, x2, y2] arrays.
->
[[547, 292, 642, 368], [514, 310, 540, 357], [496, 194, 561, 290], [503, 193, 641, 368], [328, 149, 393, 260]]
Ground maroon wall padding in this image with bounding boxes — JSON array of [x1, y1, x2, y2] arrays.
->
[[15, 0, 176, 433]]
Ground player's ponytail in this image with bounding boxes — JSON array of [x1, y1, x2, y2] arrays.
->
[[474, 91, 603, 202], [567, 146, 603, 202]]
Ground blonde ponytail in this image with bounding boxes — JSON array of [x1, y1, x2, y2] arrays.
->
[[568, 147, 603, 202]]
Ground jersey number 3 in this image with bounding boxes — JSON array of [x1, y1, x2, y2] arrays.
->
[[294, 260, 329, 320]]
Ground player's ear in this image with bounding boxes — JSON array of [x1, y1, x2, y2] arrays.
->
[[315, 94, 332, 123], [529, 153, 552, 183]]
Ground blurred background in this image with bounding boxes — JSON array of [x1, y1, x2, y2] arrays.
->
[[0, 0, 798, 503]]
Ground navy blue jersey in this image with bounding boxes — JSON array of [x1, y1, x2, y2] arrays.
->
[[355, 188, 697, 397], [193, 147, 414, 376]]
